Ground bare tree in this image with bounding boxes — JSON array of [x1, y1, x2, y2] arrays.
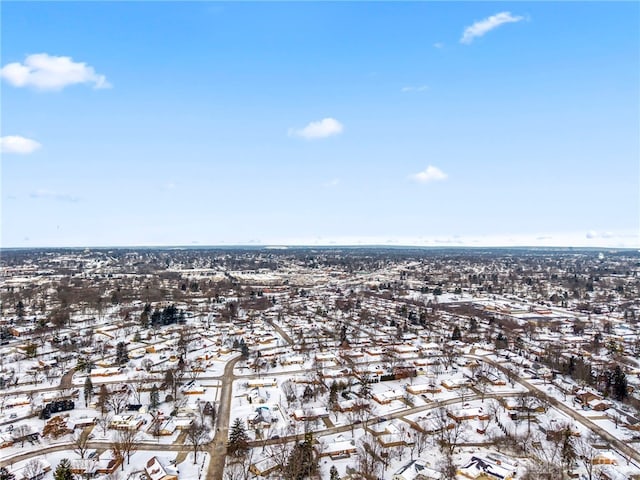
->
[[266, 441, 293, 474], [23, 459, 44, 480], [129, 374, 147, 404], [435, 406, 467, 456], [224, 449, 254, 480], [73, 429, 92, 459], [527, 430, 563, 479], [356, 435, 384, 479], [413, 419, 433, 458], [186, 420, 210, 464], [96, 411, 112, 437], [575, 433, 599, 480], [518, 392, 542, 435], [112, 429, 139, 466], [108, 392, 129, 416], [437, 452, 457, 480]]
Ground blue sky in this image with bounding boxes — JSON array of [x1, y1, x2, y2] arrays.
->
[[1, 2, 638, 248]]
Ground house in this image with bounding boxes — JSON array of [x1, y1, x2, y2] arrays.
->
[[5, 395, 31, 408], [377, 433, 413, 448], [335, 399, 370, 413], [109, 414, 144, 431], [392, 459, 441, 480], [0, 435, 13, 449], [320, 437, 357, 458], [280, 355, 305, 365], [181, 382, 205, 395], [90, 367, 121, 378], [448, 407, 490, 423], [457, 456, 515, 480], [249, 407, 274, 429], [145, 456, 179, 480], [152, 419, 177, 436], [96, 455, 124, 475], [70, 459, 98, 477], [249, 457, 280, 477], [441, 378, 467, 390], [292, 407, 329, 421], [67, 415, 97, 430], [592, 451, 618, 465], [174, 418, 194, 430], [406, 383, 441, 395], [247, 387, 270, 404], [247, 378, 277, 388], [373, 389, 404, 404]]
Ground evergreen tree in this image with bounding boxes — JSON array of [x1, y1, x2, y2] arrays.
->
[[285, 431, 318, 480], [227, 418, 249, 457], [611, 365, 628, 401], [0, 467, 15, 480], [150, 385, 160, 410], [83, 377, 93, 405], [97, 384, 110, 415], [140, 303, 152, 327], [240, 341, 250, 359], [340, 324, 348, 345], [329, 382, 338, 406], [469, 318, 478, 332], [53, 459, 73, 480], [151, 309, 162, 326], [451, 326, 462, 341], [15, 301, 25, 320], [358, 375, 372, 399], [329, 466, 340, 480], [116, 341, 129, 365]]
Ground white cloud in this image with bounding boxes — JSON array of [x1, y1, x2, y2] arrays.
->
[[289, 118, 343, 140], [433, 42, 444, 49], [1, 53, 111, 91], [460, 12, 524, 44], [0, 135, 42, 154], [322, 178, 340, 188], [401, 85, 429, 93], [586, 230, 614, 240], [409, 165, 448, 184], [30, 189, 80, 203]]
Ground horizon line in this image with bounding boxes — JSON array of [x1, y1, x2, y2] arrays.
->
[[1, 244, 638, 251]]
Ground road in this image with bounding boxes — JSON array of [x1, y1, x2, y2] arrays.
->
[[59, 369, 75, 390], [471, 354, 640, 468], [205, 354, 242, 480], [264, 319, 293, 346], [0, 440, 191, 468]]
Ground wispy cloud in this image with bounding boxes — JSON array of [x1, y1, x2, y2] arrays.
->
[[586, 230, 614, 240], [433, 42, 444, 49], [460, 12, 524, 44], [322, 178, 340, 188], [401, 85, 429, 93], [0, 135, 41, 154], [30, 189, 80, 203], [409, 165, 448, 184], [1, 53, 111, 91], [288, 118, 343, 140]]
